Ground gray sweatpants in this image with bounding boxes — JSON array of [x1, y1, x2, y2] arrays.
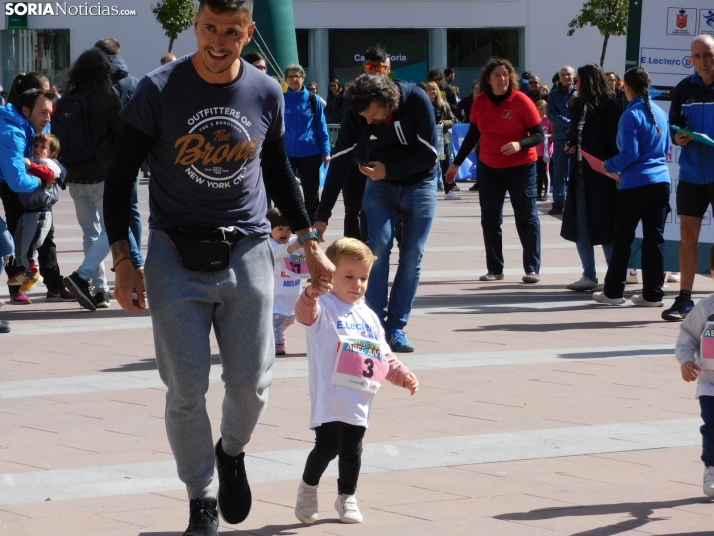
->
[[145, 230, 275, 500], [14, 210, 52, 272]]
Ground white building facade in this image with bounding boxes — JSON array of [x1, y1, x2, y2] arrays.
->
[[1, 0, 626, 98]]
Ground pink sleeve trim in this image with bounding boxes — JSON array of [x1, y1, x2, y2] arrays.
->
[[385, 353, 410, 387]]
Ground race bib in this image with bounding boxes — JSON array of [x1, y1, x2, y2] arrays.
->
[[701, 322, 714, 370], [332, 336, 389, 393], [282, 250, 309, 278]]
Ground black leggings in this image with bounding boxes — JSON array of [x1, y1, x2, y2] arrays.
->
[[342, 165, 368, 241], [302, 421, 366, 495]]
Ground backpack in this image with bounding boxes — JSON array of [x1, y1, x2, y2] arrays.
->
[[308, 92, 317, 117], [52, 90, 95, 166]]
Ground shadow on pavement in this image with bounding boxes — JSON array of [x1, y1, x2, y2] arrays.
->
[[456, 320, 661, 332], [139, 519, 337, 535], [101, 354, 220, 373], [558, 348, 673, 359], [494, 496, 709, 536], [0, 307, 151, 321]]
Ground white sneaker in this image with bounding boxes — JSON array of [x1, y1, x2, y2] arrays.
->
[[566, 276, 598, 291], [295, 480, 319, 524], [704, 467, 714, 497], [593, 291, 625, 305], [626, 269, 639, 285], [335, 494, 363, 523], [630, 294, 663, 307], [444, 191, 461, 200], [667, 272, 681, 283]]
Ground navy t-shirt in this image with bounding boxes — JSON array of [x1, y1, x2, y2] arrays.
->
[[119, 56, 284, 236]]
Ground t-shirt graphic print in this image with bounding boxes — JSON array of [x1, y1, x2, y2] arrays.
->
[[120, 56, 285, 236]]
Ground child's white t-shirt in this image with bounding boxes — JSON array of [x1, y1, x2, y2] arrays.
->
[[300, 292, 392, 429], [271, 237, 308, 316]]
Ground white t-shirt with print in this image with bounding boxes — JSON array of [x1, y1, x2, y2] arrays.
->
[[301, 292, 392, 429], [271, 237, 308, 316]]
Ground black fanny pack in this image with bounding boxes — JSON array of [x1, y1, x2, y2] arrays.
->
[[164, 227, 244, 272]]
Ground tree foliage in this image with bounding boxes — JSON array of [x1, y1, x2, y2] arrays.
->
[[568, 0, 629, 67], [151, 0, 196, 53]]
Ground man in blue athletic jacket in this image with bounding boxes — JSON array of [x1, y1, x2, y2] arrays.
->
[[314, 74, 438, 352], [663, 34, 714, 321], [0, 88, 56, 333]]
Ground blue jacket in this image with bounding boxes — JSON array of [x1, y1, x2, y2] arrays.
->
[[284, 86, 330, 158], [604, 97, 671, 189], [0, 104, 43, 193], [547, 85, 577, 142], [315, 80, 438, 223], [669, 72, 714, 185]]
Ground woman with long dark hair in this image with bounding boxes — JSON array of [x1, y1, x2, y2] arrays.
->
[[445, 58, 544, 283], [325, 78, 344, 124], [60, 48, 123, 310], [561, 63, 622, 291], [593, 67, 671, 306]]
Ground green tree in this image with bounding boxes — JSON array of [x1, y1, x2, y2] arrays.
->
[[151, 0, 196, 53], [568, 0, 629, 67]]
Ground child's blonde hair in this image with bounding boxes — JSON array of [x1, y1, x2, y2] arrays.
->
[[325, 237, 376, 266], [34, 132, 60, 157]]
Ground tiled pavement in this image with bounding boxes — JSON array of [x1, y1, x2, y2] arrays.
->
[[1, 184, 713, 535]]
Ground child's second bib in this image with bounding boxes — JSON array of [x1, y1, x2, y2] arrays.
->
[[701, 321, 714, 370]]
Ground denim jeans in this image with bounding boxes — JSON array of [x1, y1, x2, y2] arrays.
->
[[603, 182, 670, 301], [551, 142, 571, 206], [69, 182, 111, 293], [478, 161, 541, 275], [129, 178, 144, 269], [0, 216, 14, 258], [701, 396, 714, 467], [574, 171, 613, 279], [362, 169, 437, 333]]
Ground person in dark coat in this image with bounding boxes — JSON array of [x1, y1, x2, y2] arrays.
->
[[561, 63, 622, 291]]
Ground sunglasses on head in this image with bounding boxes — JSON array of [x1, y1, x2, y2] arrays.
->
[[365, 62, 388, 71]]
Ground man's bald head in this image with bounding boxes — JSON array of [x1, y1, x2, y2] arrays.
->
[[691, 34, 714, 85], [161, 53, 178, 66]]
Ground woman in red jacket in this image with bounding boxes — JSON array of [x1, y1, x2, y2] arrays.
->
[[446, 58, 544, 283]]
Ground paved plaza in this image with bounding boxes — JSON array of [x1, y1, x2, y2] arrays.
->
[[1, 184, 713, 535]]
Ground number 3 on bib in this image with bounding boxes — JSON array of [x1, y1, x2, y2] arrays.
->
[[332, 337, 388, 393]]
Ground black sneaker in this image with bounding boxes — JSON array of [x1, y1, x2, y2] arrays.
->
[[63, 272, 97, 311], [215, 438, 252, 524], [184, 498, 219, 536], [93, 291, 111, 309], [451, 183, 461, 191], [469, 182, 480, 191], [661, 295, 695, 321], [0, 320, 10, 334]]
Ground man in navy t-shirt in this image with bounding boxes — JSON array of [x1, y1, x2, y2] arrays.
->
[[103, 1, 334, 534]]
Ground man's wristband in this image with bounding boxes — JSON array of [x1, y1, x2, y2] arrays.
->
[[110, 256, 132, 272], [297, 229, 320, 245]]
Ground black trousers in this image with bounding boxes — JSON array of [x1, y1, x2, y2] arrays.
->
[[0, 183, 65, 292], [342, 165, 368, 241], [289, 154, 323, 224], [603, 182, 670, 301], [302, 421, 367, 496], [536, 157, 548, 198]]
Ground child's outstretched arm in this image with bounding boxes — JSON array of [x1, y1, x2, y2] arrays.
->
[[385, 354, 418, 395], [675, 299, 709, 382], [294, 286, 329, 326]]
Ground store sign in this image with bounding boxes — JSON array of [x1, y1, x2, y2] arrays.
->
[[7, 2, 27, 28]]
